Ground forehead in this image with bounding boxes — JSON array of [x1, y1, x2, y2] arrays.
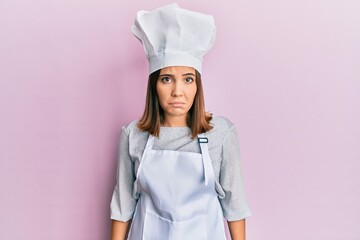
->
[[160, 66, 195, 74]]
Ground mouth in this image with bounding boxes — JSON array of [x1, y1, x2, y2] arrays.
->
[[169, 102, 185, 108]]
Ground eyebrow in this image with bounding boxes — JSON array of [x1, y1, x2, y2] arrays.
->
[[159, 73, 195, 77]]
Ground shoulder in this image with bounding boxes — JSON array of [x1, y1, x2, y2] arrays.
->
[[209, 113, 236, 133], [205, 113, 238, 145], [121, 118, 148, 138]]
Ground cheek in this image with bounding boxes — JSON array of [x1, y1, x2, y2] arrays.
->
[[188, 86, 197, 101], [156, 85, 169, 103]]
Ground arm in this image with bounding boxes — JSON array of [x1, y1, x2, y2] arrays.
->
[[110, 126, 137, 238], [228, 219, 246, 240], [219, 121, 252, 238], [111, 219, 132, 240]]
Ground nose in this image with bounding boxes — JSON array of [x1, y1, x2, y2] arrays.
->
[[171, 80, 183, 97]]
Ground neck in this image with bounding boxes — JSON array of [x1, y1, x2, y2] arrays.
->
[[162, 114, 188, 127]]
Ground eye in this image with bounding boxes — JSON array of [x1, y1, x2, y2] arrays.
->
[[160, 77, 172, 83], [185, 77, 194, 83]]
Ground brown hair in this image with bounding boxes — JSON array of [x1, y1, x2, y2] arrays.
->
[[137, 68, 213, 139]]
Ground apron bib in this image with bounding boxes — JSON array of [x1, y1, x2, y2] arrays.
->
[[127, 133, 226, 240]]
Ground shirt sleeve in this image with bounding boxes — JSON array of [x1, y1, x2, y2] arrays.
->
[[110, 126, 137, 221], [219, 124, 252, 221]]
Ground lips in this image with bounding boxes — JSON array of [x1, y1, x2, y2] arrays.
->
[[169, 101, 185, 108]]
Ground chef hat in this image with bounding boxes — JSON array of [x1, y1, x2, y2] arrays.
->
[[131, 3, 217, 75]]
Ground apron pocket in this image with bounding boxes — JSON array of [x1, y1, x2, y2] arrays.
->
[[143, 211, 207, 240]]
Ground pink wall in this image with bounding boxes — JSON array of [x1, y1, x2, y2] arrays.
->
[[1, 0, 359, 239]]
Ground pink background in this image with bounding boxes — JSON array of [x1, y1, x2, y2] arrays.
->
[[1, 0, 359, 239]]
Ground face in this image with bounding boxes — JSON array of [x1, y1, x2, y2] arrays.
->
[[156, 66, 197, 120]]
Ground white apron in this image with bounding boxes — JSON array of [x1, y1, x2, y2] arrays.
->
[[127, 133, 227, 240]]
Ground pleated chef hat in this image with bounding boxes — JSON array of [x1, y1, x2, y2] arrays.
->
[[131, 3, 217, 75]]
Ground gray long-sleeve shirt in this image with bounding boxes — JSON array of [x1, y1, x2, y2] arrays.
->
[[110, 114, 252, 222]]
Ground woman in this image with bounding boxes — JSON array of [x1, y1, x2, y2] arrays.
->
[[111, 3, 251, 240]]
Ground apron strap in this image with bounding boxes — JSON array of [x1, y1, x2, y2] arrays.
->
[[198, 133, 211, 186], [136, 133, 155, 180], [145, 133, 155, 151]]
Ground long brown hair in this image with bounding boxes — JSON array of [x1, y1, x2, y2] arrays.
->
[[137, 68, 213, 139]]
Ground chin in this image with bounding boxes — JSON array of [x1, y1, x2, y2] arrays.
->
[[166, 109, 189, 116]]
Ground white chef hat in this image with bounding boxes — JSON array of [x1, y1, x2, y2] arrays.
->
[[131, 3, 217, 75]]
